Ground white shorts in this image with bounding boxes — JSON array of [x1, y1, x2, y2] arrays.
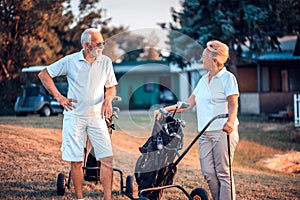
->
[[61, 115, 113, 162]]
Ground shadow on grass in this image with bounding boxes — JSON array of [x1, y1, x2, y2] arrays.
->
[[0, 181, 124, 199], [0, 181, 58, 198]]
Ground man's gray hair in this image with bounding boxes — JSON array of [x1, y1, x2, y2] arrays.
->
[[80, 28, 99, 48]]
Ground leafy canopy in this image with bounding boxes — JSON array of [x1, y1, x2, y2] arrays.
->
[[161, 0, 300, 67]]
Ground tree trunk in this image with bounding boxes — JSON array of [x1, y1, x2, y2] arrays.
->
[[228, 49, 238, 79]]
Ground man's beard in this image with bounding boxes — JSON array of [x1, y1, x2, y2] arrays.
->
[[89, 47, 103, 57]]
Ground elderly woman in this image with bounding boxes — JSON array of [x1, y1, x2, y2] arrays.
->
[[155, 40, 239, 200]]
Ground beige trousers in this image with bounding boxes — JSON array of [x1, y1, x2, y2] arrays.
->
[[199, 128, 239, 200]]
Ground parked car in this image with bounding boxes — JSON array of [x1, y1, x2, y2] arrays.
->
[[14, 66, 67, 117], [14, 83, 64, 117]]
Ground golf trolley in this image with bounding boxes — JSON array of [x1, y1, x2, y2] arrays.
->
[[121, 102, 228, 200]]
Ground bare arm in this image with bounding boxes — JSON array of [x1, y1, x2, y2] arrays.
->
[[223, 94, 239, 134], [165, 94, 196, 113], [101, 86, 116, 119], [38, 69, 76, 111], [154, 94, 196, 119]]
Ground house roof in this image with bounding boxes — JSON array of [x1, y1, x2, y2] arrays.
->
[[258, 53, 300, 61], [258, 35, 300, 61], [113, 60, 171, 74], [113, 60, 206, 74], [113, 60, 168, 66]]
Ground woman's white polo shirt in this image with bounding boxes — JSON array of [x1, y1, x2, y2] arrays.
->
[[193, 67, 239, 132]]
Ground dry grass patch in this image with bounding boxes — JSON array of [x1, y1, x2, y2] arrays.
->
[[0, 114, 299, 199]]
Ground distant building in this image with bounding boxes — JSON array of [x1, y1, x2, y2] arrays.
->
[[113, 35, 300, 115], [238, 35, 300, 114], [113, 60, 206, 110]]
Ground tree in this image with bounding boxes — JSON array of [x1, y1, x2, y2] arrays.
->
[[140, 47, 161, 61], [0, 0, 118, 115], [161, 0, 300, 74], [0, 0, 169, 115], [0, 0, 73, 114], [139, 31, 162, 61]]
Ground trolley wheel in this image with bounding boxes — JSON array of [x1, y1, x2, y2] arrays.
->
[[190, 188, 208, 200], [125, 175, 134, 194], [57, 173, 66, 196]]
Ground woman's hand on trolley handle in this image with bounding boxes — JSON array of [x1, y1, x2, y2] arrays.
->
[[154, 109, 162, 120], [223, 120, 234, 134]]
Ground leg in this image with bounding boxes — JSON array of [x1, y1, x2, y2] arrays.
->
[[213, 129, 239, 200], [199, 133, 220, 200], [71, 161, 84, 199], [87, 117, 113, 200], [100, 156, 113, 200], [61, 116, 86, 199]]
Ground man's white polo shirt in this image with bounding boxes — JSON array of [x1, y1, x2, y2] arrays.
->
[[193, 67, 239, 131], [47, 50, 118, 117]]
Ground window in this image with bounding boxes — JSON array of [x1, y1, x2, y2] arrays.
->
[[281, 70, 288, 92], [144, 78, 155, 92]]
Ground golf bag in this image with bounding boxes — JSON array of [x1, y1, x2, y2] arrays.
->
[[83, 115, 117, 183], [135, 115, 184, 200]]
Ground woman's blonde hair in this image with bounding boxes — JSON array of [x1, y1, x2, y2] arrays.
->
[[206, 40, 229, 66]]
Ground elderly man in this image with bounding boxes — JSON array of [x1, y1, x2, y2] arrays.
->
[[38, 28, 117, 200]]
